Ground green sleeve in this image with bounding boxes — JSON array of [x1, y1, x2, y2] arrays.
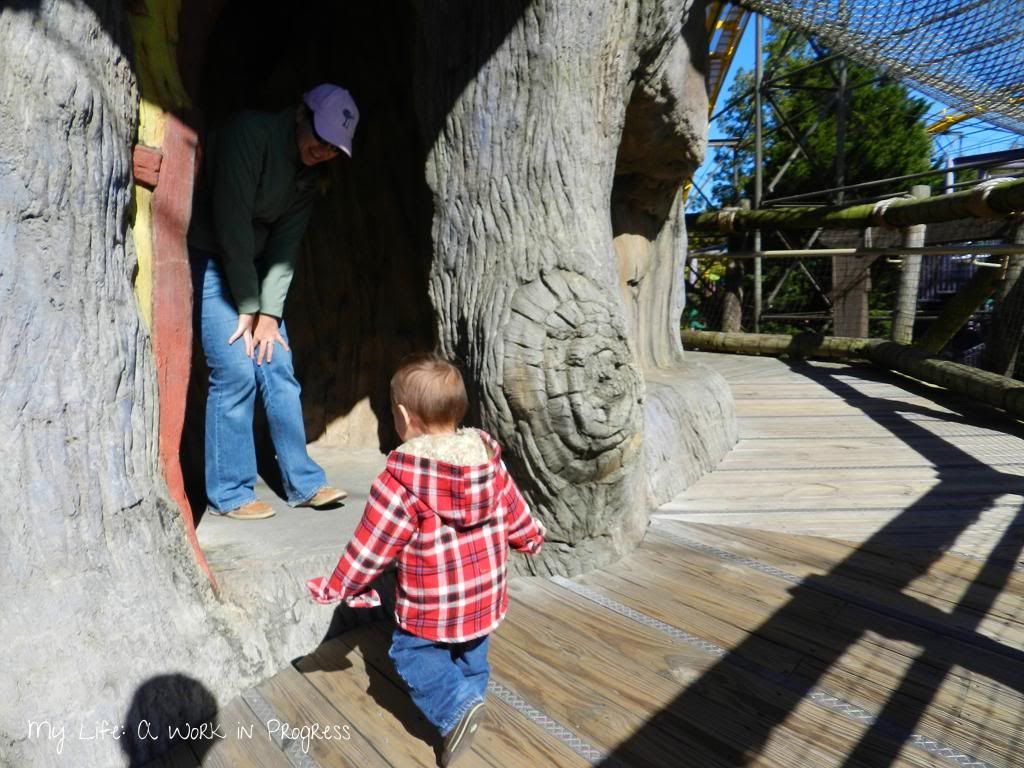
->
[[257, 199, 314, 318], [212, 116, 264, 314]]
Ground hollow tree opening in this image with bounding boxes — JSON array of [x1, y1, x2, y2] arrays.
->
[[180, 0, 437, 520]]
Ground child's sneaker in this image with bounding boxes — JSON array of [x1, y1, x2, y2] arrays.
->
[[441, 700, 487, 766]]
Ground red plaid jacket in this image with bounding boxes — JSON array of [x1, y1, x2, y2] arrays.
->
[[308, 430, 544, 642]]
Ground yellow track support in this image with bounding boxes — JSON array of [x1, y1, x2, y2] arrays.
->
[[706, 2, 751, 116], [685, 3, 751, 204], [927, 110, 976, 135], [928, 96, 1024, 135]]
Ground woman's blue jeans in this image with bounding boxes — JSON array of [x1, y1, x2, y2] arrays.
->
[[388, 628, 490, 736], [191, 251, 325, 512]]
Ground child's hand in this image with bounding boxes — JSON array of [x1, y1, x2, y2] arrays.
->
[[306, 577, 381, 608], [307, 576, 341, 604], [345, 590, 382, 609]]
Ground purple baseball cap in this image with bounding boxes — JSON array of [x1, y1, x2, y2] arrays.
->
[[303, 84, 359, 157]]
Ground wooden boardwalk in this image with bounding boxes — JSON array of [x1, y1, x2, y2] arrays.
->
[[150, 353, 1024, 768]]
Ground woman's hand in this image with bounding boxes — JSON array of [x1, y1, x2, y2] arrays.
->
[[252, 313, 290, 365], [227, 313, 255, 358]]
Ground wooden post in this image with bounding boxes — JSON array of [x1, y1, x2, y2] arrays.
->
[[752, 14, 763, 333], [831, 227, 875, 338], [721, 201, 749, 332], [984, 220, 1024, 376], [891, 185, 930, 344]]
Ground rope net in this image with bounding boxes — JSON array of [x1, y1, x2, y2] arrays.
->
[[739, 0, 1024, 134]]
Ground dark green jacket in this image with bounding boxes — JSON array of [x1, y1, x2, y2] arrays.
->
[[188, 108, 318, 317]]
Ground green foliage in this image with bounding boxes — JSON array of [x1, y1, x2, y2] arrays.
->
[[709, 26, 934, 207], [687, 25, 936, 336]]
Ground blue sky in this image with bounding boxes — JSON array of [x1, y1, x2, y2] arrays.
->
[[690, 20, 1024, 210]]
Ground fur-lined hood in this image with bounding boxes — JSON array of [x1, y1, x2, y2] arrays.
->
[[387, 428, 504, 529]]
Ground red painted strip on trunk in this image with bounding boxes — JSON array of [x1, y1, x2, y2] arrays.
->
[[151, 113, 218, 589]]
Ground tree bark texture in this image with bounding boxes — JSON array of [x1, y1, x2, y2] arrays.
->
[[190, 1, 733, 570], [416, 0, 729, 574], [0, 4, 287, 766]]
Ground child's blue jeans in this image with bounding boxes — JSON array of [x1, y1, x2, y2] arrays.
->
[[388, 628, 490, 736]]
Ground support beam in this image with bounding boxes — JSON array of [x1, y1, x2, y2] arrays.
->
[[687, 177, 1024, 233], [683, 330, 1024, 420], [984, 221, 1024, 376], [891, 185, 929, 344], [701, 244, 1024, 259], [753, 12, 763, 333], [916, 261, 1002, 355]]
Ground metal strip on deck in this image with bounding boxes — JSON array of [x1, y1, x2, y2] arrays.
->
[[650, 523, 1024, 664], [549, 576, 993, 768], [487, 679, 618, 766], [241, 687, 321, 768], [244, 655, 611, 768]]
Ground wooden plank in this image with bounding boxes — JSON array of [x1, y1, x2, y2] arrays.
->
[[727, 384, 933, 399], [585, 544, 1024, 767], [730, 419, 1011, 440], [679, 473, 1024, 504], [601, 541, 1023, 706], [296, 636, 439, 767], [344, 622, 589, 768], [658, 490, 1023, 513], [654, 509, 1024, 562], [653, 351, 1024, 765], [504, 579, 933, 768], [577, 559, 1016, 767], [144, 742, 200, 768], [196, 698, 291, 768], [642, 529, 1024, 679], [693, 464, 1024, 485], [654, 521, 1024, 605], [734, 398, 959, 418], [256, 665, 391, 768], [725, 446, 1024, 462], [488, 606, 765, 767]]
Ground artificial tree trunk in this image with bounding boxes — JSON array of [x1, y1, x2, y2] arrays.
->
[[0, 4, 277, 766], [415, 0, 731, 574]]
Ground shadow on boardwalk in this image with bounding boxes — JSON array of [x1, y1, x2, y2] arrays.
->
[[601, 361, 1024, 767]]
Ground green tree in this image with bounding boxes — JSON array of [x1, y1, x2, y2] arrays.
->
[[692, 25, 935, 335], [710, 26, 933, 206]]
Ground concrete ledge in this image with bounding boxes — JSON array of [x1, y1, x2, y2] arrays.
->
[[643, 361, 739, 507], [197, 447, 390, 674]]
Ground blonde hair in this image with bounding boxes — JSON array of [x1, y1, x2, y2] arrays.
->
[[390, 353, 468, 427]]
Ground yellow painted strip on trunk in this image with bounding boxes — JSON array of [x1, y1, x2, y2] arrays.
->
[[132, 186, 155, 331], [127, 0, 190, 327]]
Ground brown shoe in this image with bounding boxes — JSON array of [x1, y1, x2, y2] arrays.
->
[[296, 485, 348, 508], [441, 701, 487, 767], [223, 500, 275, 520]]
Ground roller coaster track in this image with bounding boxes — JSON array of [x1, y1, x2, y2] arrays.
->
[[706, 1, 750, 117]]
